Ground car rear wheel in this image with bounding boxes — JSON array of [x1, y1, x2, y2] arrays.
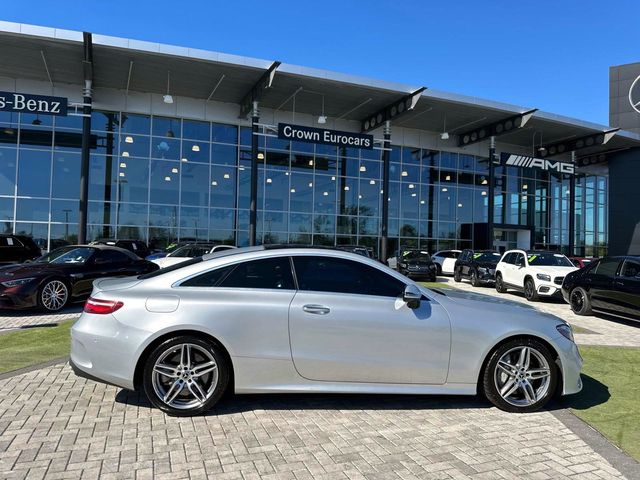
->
[[483, 338, 557, 413], [495, 273, 507, 293], [570, 287, 592, 315], [470, 270, 479, 287], [38, 279, 69, 312], [143, 335, 229, 416], [453, 268, 461, 282], [524, 278, 539, 302]]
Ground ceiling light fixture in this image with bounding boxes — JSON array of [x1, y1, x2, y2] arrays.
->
[[171, 167, 178, 173], [223, 173, 230, 179], [266, 178, 272, 184], [369, 180, 376, 185], [122, 151, 130, 157], [32, 115, 42, 126], [257, 152, 265, 160], [191, 144, 200, 152], [163, 71, 174, 104], [408, 184, 415, 189], [212, 180, 218, 186], [290, 188, 296, 193], [308, 182, 313, 187], [181, 157, 188, 162], [420, 200, 425, 204], [119, 162, 127, 168], [359, 165, 366, 172], [119, 172, 125, 177], [323, 191, 328, 196], [481, 178, 488, 185], [445, 175, 451, 181], [481, 191, 487, 196], [411, 193, 417, 197], [441, 187, 448, 192], [308, 159, 314, 166], [125, 136, 133, 144], [344, 186, 350, 191], [317, 95, 327, 124], [164, 176, 171, 182], [440, 115, 449, 140], [401, 171, 408, 177]]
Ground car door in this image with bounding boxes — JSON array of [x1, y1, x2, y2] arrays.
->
[[499, 253, 516, 285], [513, 253, 528, 288], [589, 258, 621, 313], [288, 255, 451, 385], [75, 250, 134, 296], [613, 259, 640, 318]]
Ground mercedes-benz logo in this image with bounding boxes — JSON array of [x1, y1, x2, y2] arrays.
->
[[629, 74, 640, 114]]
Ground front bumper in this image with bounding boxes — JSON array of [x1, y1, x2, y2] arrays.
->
[[554, 334, 583, 396], [475, 268, 496, 282], [70, 312, 147, 391], [0, 283, 39, 309], [405, 269, 436, 280], [536, 282, 564, 297]]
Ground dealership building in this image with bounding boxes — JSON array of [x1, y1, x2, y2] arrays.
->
[[0, 21, 639, 259]]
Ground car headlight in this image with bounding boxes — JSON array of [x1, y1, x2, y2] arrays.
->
[[478, 267, 487, 273], [400, 263, 407, 268], [556, 324, 574, 343], [536, 274, 551, 282], [1, 277, 36, 288]]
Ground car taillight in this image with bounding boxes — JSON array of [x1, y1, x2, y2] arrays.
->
[[84, 297, 124, 314]]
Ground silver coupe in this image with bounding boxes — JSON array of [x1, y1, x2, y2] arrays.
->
[[70, 246, 582, 416]]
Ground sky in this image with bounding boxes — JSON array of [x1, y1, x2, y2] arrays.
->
[[2, 0, 639, 125]]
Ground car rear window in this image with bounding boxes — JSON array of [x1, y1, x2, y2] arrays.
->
[[138, 257, 203, 279]]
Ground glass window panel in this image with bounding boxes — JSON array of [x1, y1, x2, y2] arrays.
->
[[456, 188, 474, 224], [239, 127, 252, 146], [182, 140, 209, 163], [179, 207, 208, 234], [264, 170, 289, 211], [313, 214, 335, 234], [0, 147, 17, 195], [400, 221, 419, 237], [49, 223, 76, 246], [152, 116, 181, 138], [117, 203, 148, 226], [117, 225, 146, 241], [51, 152, 80, 199], [14, 222, 47, 250], [437, 222, 457, 239], [358, 217, 379, 236], [337, 156, 359, 177], [289, 213, 312, 234], [181, 163, 209, 206], [51, 200, 79, 223], [236, 166, 252, 210], [314, 175, 337, 214], [267, 135, 290, 151], [119, 134, 150, 158], [151, 137, 180, 160], [289, 173, 314, 213], [237, 210, 250, 230], [291, 140, 314, 154], [182, 120, 210, 141], [89, 201, 116, 225], [313, 234, 335, 246], [438, 186, 456, 221], [149, 204, 179, 228], [54, 114, 83, 131], [212, 143, 237, 166], [337, 177, 358, 215], [91, 111, 120, 132], [0, 197, 13, 226], [210, 166, 236, 209], [17, 150, 51, 197], [402, 147, 421, 166], [20, 112, 53, 129], [16, 198, 48, 221], [120, 113, 150, 135], [150, 160, 179, 204], [263, 211, 287, 231], [473, 189, 488, 222], [400, 164, 419, 183], [288, 232, 311, 244], [358, 179, 380, 217], [212, 123, 238, 144], [291, 153, 314, 172], [89, 154, 118, 202], [401, 183, 419, 219], [117, 158, 148, 204], [439, 151, 457, 170], [337, 216, 358, 235], [358, 160, 381, 179], [388, 182, 400, 218], [53, 130, 81, 152], [0, 125, 18, 145]]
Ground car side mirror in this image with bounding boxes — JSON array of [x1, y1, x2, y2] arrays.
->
[[403, 284, 422, 309], [516, 260, 524, 268]]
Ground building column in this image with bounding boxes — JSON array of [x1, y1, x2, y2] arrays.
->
[[568, 151, 576, 255], [248, 101, 259, 246], [487, 136, 496, 249], [380, 121, 391, 263], [77, 79, 92, 244]]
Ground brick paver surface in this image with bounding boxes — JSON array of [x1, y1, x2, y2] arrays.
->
[[0, 306, 82, 332], [0, 364, 628, 479]]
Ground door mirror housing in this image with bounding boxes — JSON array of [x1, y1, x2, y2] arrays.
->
[[403, 284, 422, 309], [516, 259, 525, 268]]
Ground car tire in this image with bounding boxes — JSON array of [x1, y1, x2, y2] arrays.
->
[[495, 273, 507, 293], [470, 270, 479, 287], [37, 279, 69, 312], [435, 264, 442, 276], [453, 268, 461, 282], [483, 337, 558, 413], [569, 287, 592, 316], [143, 335, 230, 417], [524, 278, 539, 302]]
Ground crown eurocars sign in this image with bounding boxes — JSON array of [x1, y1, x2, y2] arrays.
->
[[278, 123, 373, 150], [502, 153, 575, 175], [0, 91, 68, 116]]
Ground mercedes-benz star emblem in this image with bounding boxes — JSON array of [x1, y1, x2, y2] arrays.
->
[[629, 74, 640, 114]]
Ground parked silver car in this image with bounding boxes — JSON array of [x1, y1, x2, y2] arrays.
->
[[71, 246, 582, 416]]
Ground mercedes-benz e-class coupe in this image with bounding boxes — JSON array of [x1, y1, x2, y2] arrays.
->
[[71, 246, 582, 416]]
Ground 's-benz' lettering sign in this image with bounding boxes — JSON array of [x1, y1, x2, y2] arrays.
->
[[0, 91, 68, 116], [278, 123, 373, 150], [502, 153, 575, 175]]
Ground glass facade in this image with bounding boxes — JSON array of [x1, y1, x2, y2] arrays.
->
[[0, 110, 608, 256]]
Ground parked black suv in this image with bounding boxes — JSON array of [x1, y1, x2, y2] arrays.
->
[[0, 234, 42, 265], [90, 239, 151, 259], [396, 249, 437, 281], [454, 249, 502, 286], [562, 256, 640, 322]]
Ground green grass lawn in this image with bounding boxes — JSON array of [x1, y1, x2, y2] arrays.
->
[[0, 319, 75, 374], [418, 281, 452, 289], [565, 346, 640, 461]]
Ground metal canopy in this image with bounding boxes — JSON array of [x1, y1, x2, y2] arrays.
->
[[0, 22, 639, 157]]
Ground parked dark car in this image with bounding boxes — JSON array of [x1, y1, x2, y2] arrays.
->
[[395, 249, 437, 281], [335, 245, 373, 258], [90, 239, 151, 259], [454, 249, 502, 286], [562, 256, 640, 321], [0, 245, 159, 312], [0, 234, 42, 265]]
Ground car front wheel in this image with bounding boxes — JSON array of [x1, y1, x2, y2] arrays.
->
[[143, 335, 229, 416], [483, 338, 557, 413], [570, 287, 592, 315], [495, 273, 507, 293], [38, 279, 69, 312], [453, 268, 461, 282], [524, 278, 539, 302], [470, 270, 479, 287]]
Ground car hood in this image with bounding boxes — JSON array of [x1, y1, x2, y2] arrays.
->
[[0, 262, 67, 279], [527, 266, 577, 277], [475, 261, 498, 269]]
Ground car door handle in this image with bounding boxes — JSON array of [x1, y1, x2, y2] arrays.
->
[[302, 304, 331, 315]]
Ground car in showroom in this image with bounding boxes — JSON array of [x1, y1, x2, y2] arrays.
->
[[0, 245, 158, 312], [71, 246, 582, 416], [431, 249, 461, 275], [90, 239, 151, 259], [152, 243, 236, 268], [392, 249, 437, 281], [562, 256, 640, 321], [454, 250, 502, 286], [495, 250, 578, 301], [0, 234, 42, 265]]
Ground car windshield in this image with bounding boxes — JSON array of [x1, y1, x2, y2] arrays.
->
[[35, 247, 95, 264], [402, 250, 430, 261], [527, 252, 573, 267], [169, 245, 212, 257], [473, 252, 501, 263]]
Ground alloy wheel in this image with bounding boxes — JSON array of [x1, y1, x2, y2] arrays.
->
[[151, 343, 219, 410], [41, 280, 68, 311], [570, 289, 584, 312], [494, 346, 551, 407]]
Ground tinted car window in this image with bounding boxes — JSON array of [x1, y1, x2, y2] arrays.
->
[[218, 257, 294, 290], [293, 256, 405, 298], [595, 258, 621, 277], [95, 250, 131, 263], [527, 252, 572, 266], [180, 265, 235, 287], [502, 253, 514, 265], [621, 259, 640, 278]]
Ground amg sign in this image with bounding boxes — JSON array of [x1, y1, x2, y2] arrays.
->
[[501, 153, 575, 175], [0, 91, 68, 116]]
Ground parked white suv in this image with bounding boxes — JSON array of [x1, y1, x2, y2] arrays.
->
[[431, 250, 461, 275], [495, 250, 577, 301]]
